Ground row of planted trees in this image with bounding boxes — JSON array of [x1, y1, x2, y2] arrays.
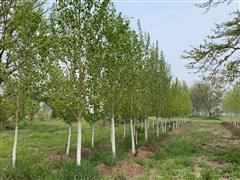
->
[[0, 0, 192, 168], [223, 84, 240, 127]]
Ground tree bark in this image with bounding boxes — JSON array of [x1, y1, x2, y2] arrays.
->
[[161, 118, 164, 133], [144, 117, 148, 140], [76, 112, 82, 166], [111, 115, 116, 158], [12, 95, 20, 168], [123, 119, 126, 138], [130, 119, 135, 154], [135, 130, 138, 145], [164, 120, 167, 133], [66, 125, 71, 156], [91, 125, 95, 148]]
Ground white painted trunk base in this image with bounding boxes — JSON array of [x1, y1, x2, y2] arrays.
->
[[76, 120, 82, 166], [12, 125, 18, 168], [66, 125, 71, 156], [111, 117, 116, 158], [91, 125, 95, 148], [156, 117, 159, 138], [123, 120, 126, 138], [144, 118, 148, 140], [130, 119, 136, 154]]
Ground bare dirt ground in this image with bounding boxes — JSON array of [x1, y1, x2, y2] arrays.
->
[[193, 122, 240, 179]]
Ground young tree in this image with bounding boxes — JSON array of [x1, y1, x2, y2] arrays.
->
[[223, 84, 240, 123], [50, 0, 111, 165], [3, 0, 48, 167], [46, 68, 75, 156], [101, 11, 137, 157], [0, 0, 21, 86]]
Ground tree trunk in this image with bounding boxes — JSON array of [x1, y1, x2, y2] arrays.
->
[[76, 112, 82, 166], [161, 118, 164, 133], [123, 119, 126, 138], [12, 95, 20, 168], [164, 120, 167, 133], [144, 117, 148, 140], [91, 125, 95, 148], [111, 115, 116, 158], [130, 119, 135, 154], [156, 116, 159, 138], [133, 119, 135, 135], [66, 124, 72, 156], [135, 130, 138, 145]]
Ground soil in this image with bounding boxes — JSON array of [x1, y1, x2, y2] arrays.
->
[[135, 127, 183, 161], [44, 153, 73, 164], [96, 160, 144, 177], [223, 122, 240, 138]]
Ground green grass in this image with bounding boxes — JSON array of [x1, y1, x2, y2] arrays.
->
[[0, 119, 166, 179], [1, 118, 240, 179]]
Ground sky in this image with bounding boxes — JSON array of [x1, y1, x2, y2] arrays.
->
[[113, 0, 239, 85], [46, 0, 239, 85]]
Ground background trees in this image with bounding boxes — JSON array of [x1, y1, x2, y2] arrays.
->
[[223, 84, 240, 117], [189, 78, 223, 117]]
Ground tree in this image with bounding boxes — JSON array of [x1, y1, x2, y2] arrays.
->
[[46, 67, 75, 156], [223, 84, 240, 118], [100, 9, 139, 157], [0, 0, 20, 86], [190, 83, 206, 116], [3, 0, 48, 168], [50, 0, 111, 165], [190, 78, 223, 117], [182, 0, 240, 83]]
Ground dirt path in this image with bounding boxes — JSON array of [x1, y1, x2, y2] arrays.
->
[[190, 121, 240, 179]]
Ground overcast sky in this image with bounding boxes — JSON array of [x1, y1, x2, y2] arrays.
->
[[114, 0, 239, 85], [46, 0, 239, 85]]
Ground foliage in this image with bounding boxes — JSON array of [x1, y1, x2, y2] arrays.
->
[[183, 1, 240, 83], [190, 78, 223, 117], [223, 84, 240, 115]]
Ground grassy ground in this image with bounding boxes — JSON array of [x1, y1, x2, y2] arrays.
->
[[1, 118, 240, 179]]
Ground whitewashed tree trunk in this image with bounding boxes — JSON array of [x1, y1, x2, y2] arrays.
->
[[123, 119, 126, 138], [12, 95, 19, 168], [12, 125, 18, 168], [76, 114, 82, 166], [111, 116, 116, 158], [144, 117, 148, 140], [161, 118, 164, 133], [91, 125, 95, 148], [135, 131, 138, 145], [133, 119, 135, 135], [130, 119, 135, 154], [152, 119, 155, 128], [66, 125, 72, 156], [164, 120, 167, 133], [156, 117, 159, 138]]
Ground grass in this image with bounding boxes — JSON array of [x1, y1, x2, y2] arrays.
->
[[1, 118, 240, 179]]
